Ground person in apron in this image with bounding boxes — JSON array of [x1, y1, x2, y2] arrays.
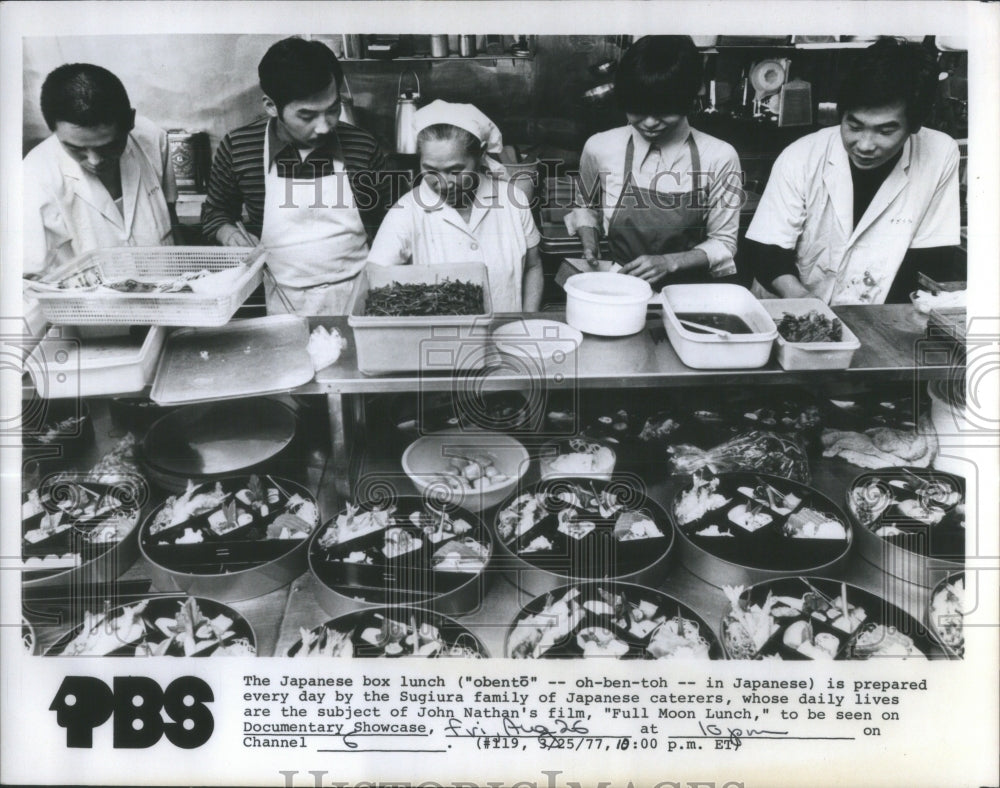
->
[[205, 38, 388, 315], [367, 100, 543, 312], [566, 36, 742, 287]]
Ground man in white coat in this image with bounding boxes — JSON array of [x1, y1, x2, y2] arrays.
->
[[23, 63, 178, 277], [745, 39, 960, 305]]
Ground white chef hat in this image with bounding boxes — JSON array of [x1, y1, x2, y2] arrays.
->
[[413, 99, 506, 174]]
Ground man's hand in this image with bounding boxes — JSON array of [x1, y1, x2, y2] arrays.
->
[[770, 274, 814, 299], [217, 223, 258, 247]]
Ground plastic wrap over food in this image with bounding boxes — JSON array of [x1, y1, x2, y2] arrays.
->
[[668, 430, 810, 484]]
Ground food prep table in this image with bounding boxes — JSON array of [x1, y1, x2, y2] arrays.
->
[[23, 304, 964, 657]]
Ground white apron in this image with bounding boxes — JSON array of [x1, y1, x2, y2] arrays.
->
[[260, 130, 369, 315]]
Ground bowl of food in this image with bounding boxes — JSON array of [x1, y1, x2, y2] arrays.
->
[[139, 474, 319, 601], [401, 431, 529, 512], [45, 595, 257, 657], [538, 437, 616, 480], [719, 577, 943, 660], [285, 607, 488, 657], [927, 572, 964, 658], [660, 284, 777, 369], [760, 298, 860, 370], [21, 476, 145, 589], [671, 469, 852, 587], [308, 496, 494, 616], [505, 582, 724, 659], [846, 468, 964, 586], [564, 272, 652, 336], [494, 476, 675, 598]]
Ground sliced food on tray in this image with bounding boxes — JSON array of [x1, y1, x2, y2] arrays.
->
[[929, 573, 964, 657], [721, 578, 936, 660], [309, 498, 492, 607], [506, 583, 722, 659], [287, 609, 487, 658], [495, 478, 672, 584], [21, 478, 142, 582], [847, 468, 964, 559], [821, 415, 938, 469], [672, 471, 851, 575], [49, 596, 256, 657]]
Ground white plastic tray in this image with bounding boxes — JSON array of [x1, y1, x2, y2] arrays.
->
[[761, 298, 860, 370]]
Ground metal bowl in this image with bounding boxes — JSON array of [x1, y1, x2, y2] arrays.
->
[[140, 397, 299, 493], [505, 581, 724, 659], [671, 471, 853, 588], [139, 475, 317, 602], [308, 495, 495, 617], [493, 476, 676, 599], [846, 467, 964, 587], [285, 607, 488, 657]]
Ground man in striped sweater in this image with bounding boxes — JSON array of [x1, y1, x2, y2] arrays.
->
[[202, 37, 392, 314]]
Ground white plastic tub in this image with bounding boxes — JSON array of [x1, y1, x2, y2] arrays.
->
[[564, 272, 652, 336], [347, 263, 493, 375], [27, 325, 165, 399], [660, 284, 777, 369], [761, 298, 861, 370]]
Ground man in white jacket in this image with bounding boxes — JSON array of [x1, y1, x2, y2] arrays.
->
[[23, 63, 178, 277], [745, 39, 960, 305]]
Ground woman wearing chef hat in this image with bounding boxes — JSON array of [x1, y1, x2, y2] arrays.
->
[[367, 100, 544, 312]]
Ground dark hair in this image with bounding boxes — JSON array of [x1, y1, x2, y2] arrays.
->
[[615, 35, 702, 117], [40, 63, 133, 132], [416, 124, 484, 161], [258, 37, 343, 113], [837, 38, 938, 131]]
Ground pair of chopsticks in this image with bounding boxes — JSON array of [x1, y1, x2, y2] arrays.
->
[[235, 221, 295, 313]]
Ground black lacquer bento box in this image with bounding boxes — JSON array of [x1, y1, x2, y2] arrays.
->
[[308, 495, 495, 616], [846, 467, 964, 587], [505, 581, 724, 659], [671, 470, 853, 587], [139, 475, 319, 602], [719, 577, 946, 660], [493, 476, 676, 598]]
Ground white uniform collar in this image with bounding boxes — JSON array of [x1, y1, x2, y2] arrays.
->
[[56, 134, 140, 234], [415, 175, 499, 233], [628, 119, 692, 168]]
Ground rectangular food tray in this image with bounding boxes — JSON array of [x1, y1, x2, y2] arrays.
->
[[760, 298, 860, 370], [346, 262, 493, 375], [27, 325, 166, 398], [27, 246, 266, 326]]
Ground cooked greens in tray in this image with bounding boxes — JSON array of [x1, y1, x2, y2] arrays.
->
[[363, 279, 485, 317]]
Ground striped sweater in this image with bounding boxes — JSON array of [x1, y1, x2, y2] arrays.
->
[[200, 117, 392, 242]]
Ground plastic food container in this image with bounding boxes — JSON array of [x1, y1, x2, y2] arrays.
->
[[564, 272, 652, 336], [401, 431, 530, 512], [346, 263, 493, 375], [761, 298, 860, 370], [25, 246, 266, 326], [660, 284, 777, 369], [27, 325, 165, 399]]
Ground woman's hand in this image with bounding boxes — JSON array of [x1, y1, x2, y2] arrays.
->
[[576, 226, 600, 266], [622, 249, 710, 284]]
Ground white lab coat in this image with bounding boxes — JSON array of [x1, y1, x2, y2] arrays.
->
[[367, 176, 540, 312], [746, 126, 960, 305], [22, 115, 177, 276]]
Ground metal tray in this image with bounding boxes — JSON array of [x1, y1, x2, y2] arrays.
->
[[150, 315, 314, 405]]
